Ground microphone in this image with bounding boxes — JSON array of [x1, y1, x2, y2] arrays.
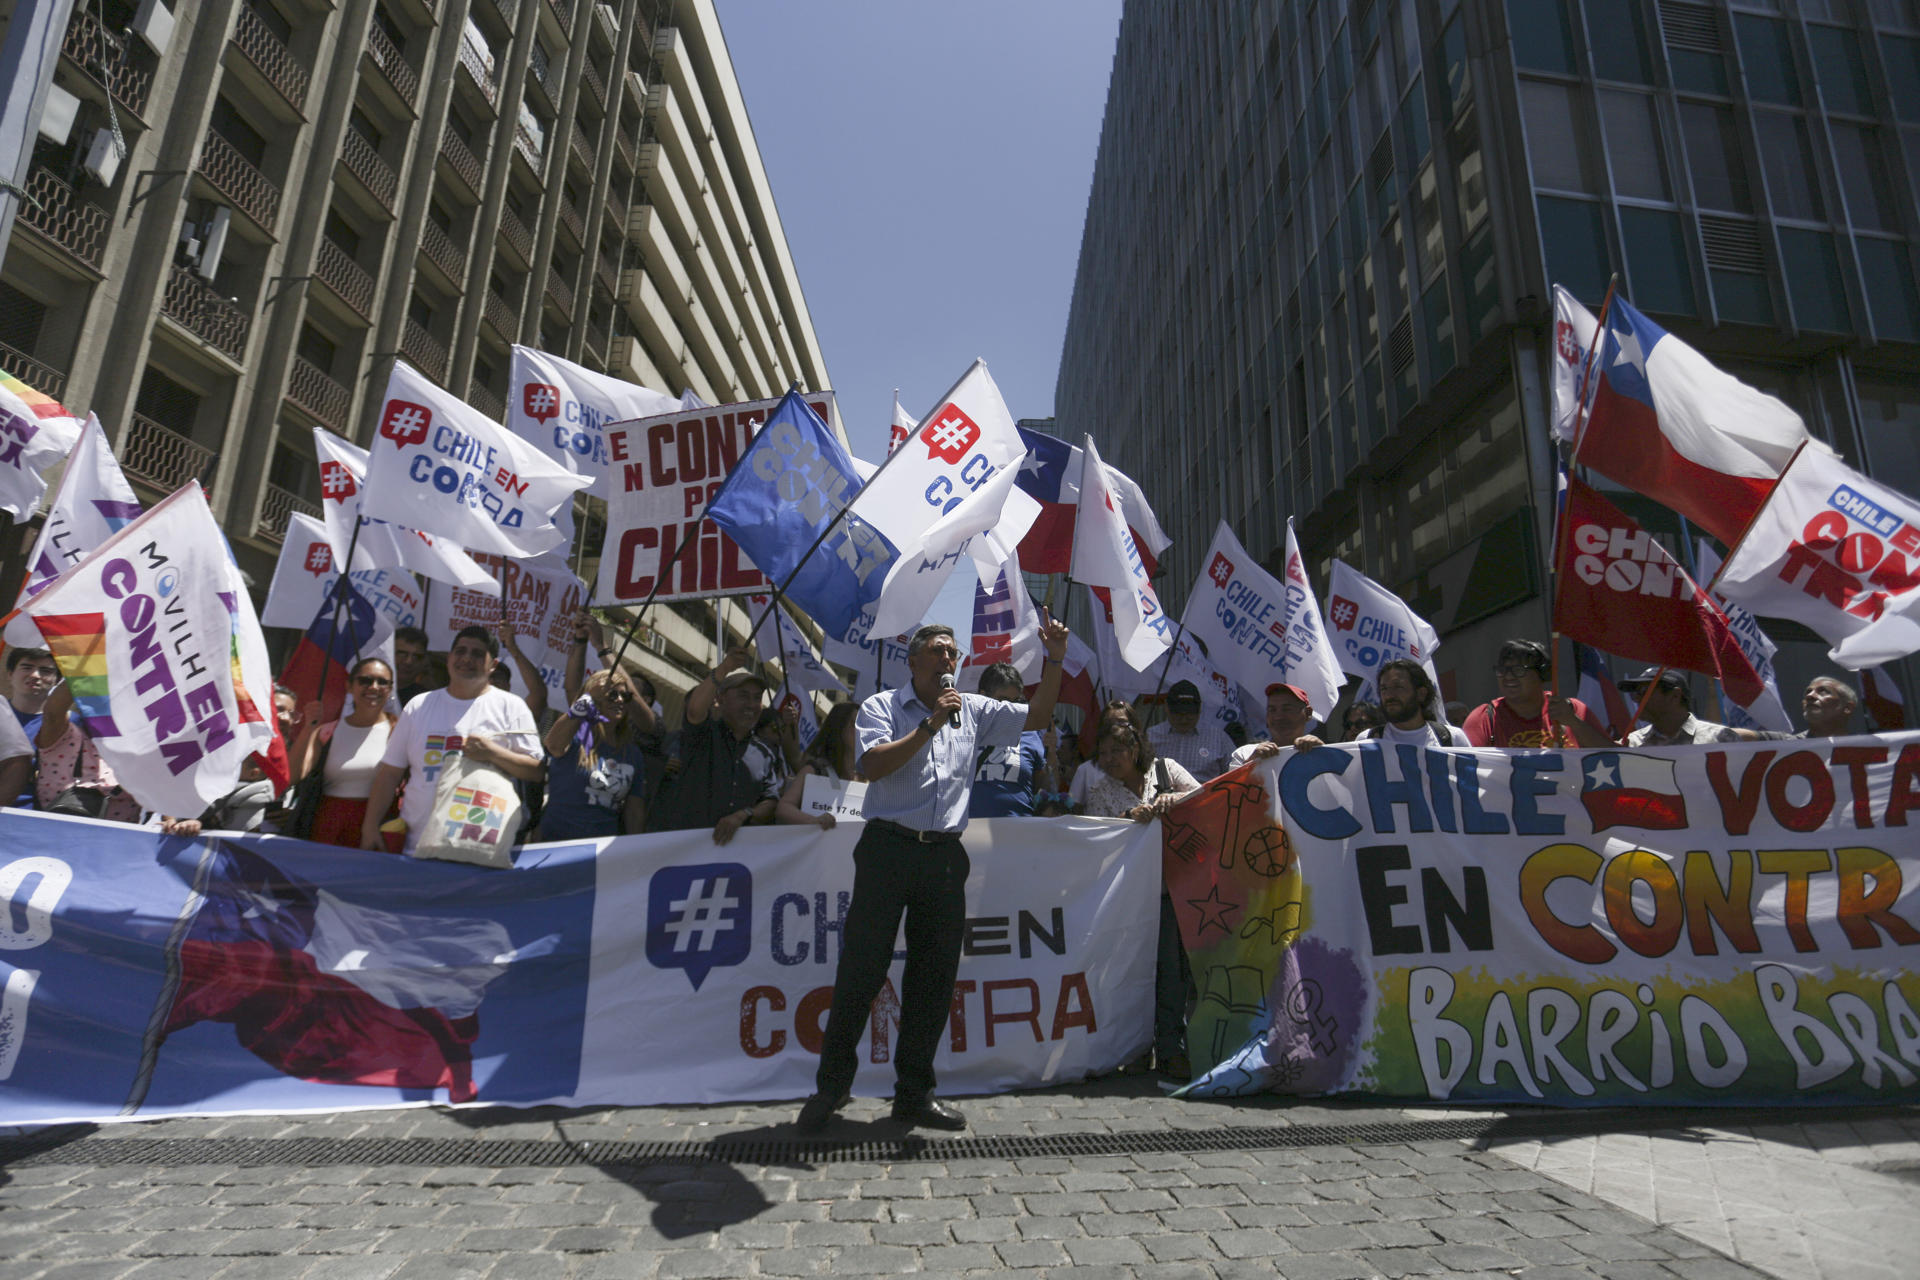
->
[[938, 673, 958, 726]]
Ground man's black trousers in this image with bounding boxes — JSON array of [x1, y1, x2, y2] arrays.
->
[[813, 822, 970, 1103]]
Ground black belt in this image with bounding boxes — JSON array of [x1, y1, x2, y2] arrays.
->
[[870, 817, 962, 844]]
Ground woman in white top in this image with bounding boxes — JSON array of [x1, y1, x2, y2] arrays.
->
[[288, 657, 398, 847], [1070, 717, 1200, 822], [775, 703, 862, 828]]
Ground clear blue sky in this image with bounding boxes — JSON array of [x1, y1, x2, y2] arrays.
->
[[714, 2, 1122, 628], [714, 2, 1121, 448]]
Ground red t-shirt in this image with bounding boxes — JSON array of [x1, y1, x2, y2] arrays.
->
[[1461, 696, 1606, 749]]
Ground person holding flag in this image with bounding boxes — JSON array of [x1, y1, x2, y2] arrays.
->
[[1616, 669, 1729, 747], [797, 611, 1070, 1135], [283, 657, 399, 847], [1461, 640, 1611, 749]]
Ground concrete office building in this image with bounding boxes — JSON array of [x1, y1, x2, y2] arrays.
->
[[1058, 0, 1920, 714], [0, 0, 831, 711]]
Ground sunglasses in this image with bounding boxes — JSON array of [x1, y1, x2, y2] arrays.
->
[[355, 675, 392, 687]]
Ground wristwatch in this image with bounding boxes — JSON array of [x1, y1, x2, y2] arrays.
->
[[918, 716, 937, 737]]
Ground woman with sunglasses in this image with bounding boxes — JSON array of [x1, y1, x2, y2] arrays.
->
[[287, 657, 400, 847], [538, 666, 657, 841]]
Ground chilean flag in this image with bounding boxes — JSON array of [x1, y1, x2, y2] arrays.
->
[[1575, 296, 1808, 546], [1014, 425, 1169, 576], [278, 578, 379, 725], [1860, 667, 1908, 731], [1571, 642, 1633, 742], [1580, 752, 1688, 831]]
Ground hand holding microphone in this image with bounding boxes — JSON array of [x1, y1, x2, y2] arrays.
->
[[934, 672, 962, 728]]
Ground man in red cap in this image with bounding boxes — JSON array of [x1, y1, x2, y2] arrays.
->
[[1227, 682, 1320, 766]]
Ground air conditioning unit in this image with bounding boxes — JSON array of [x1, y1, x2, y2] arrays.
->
[[196, 206, 231, 280], [132, 0, 176, 54], [39, 84, 80, 145], [83, 128, 123, 186]]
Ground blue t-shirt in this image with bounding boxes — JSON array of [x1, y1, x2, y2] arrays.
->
[[8, 702, 39, 808], [541, 735, 650, 841], [969, 730, 1046, 818]]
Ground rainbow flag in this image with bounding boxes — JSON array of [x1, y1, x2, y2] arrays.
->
[[0, 371, 78, 425], [32, 610, 121, 738]]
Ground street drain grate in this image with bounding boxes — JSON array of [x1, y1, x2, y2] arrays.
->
[[1, 1105, 1910, 1170]]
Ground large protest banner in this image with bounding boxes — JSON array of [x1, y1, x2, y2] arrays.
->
[[1166, 735, 1920, 1107], [0, 814, 1155, 1125], [423, 551, 584, 702], [598, 393, 837, 604]]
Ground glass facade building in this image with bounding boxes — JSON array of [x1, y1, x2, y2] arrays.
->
[[1057, 0, 1920, 713]]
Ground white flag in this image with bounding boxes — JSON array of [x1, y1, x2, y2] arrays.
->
[[1550, 284, 1600, 444], [823, 604, 911, 700], [0, 375, 83, 520], [1324, 559, 1441, 702], [362, 361, 590, 558], [851, 359, 1036, 553], [508, 344, 678, 498], [20, 414, 142, 600], [1693, 539, 1793, 732], [5, 483, 275, 814], [887, 391, 917, 457], [1070, 435, 1172, 671], [867, 453, 1037, 637], [747, 593, 847, 695], [263, 512, 422, 638], [314, 427, 498, 593], [1715, 446, 1920, 668], [1179, 520, 1343, 719]]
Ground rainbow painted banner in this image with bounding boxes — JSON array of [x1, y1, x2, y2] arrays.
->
[[1166, 733, 1920, 1106]]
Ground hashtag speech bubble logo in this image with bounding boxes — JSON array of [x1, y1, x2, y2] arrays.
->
[[380, 399, 432, 448], [1208, 552, 1235, 587], [920, 404, 980, 464], [319, 460, 357, 502], [304, 542, 333, 576], [523, 383, 562, 423], [646, 863, 752, 990], [1328, 596, 1359, 631]]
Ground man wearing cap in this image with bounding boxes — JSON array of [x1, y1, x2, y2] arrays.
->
[[798, 614, 1070, 1135], [647, 645, 782, 844], [1620, 669, 1728, 746], [1228, 682, 1322, 766], [1148, 680, 1236, 781]]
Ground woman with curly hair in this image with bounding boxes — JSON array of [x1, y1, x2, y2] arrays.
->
[[539, 666, 657, 840]]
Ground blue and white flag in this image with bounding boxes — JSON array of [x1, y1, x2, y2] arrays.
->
[[707, 390, 897, 636], [1695, 539, 1793, 731]]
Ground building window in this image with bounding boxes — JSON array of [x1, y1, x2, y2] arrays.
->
[[1620, 207, 1696, 316], [1586, 0, 1654, 83], [1831, 124, 1899, 231], [1809, 26, 1872, 116], [1857, 238, 1920, 342], [1523, 81, 1600, 193], [1755, 111, 1824, 222], [1436, 16, 1471, 120], [1779, 228, 1849, 332], [1461, 222, 1501, 344], [1712, 269, 1772, 325], [1507, 0, 1577, 73], [1537, 196, 1611, 301], [1423, 274, 1455, 377], [1855, 374, 1920, 504], [1735, 15, 1801, 106], [1401, 78, 1431, 166], [1452, 107, 1488, 232], [1884, 36, 1920, 122], [1679, 102, 1752, 212], [1599, 91, 1668, 201]]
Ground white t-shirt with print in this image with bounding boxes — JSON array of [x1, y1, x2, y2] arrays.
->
[[0, 705, 30, 765], [381, 687, 541, 848]]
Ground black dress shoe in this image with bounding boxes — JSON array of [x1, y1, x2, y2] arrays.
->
[[890, 1095, 966, 1130], [795, 1090, 848, 1134]]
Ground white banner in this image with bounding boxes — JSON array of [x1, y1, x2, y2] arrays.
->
[[1072, 435, 1172, 671], [597, 393, 837, 604], [1550, 284, 1599, 444], [570, 818, 1157, 1105]]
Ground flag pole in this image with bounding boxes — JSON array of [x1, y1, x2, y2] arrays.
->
[[1551, 274, 1620, 702], [604, 523, 700, 673]]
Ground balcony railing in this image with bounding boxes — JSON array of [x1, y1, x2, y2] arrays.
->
[[513, 125, 543, 172], [160, 265, 251, 362], [256, 482, 318, 543], [122, 413, 215, 493], [286, 355, 352, 431], [364, 20, 418, 108], [488, 0, 518, 29], [15, 168, 109, 270], [198, 128, 281, 233], [440, 128, 484, 198], [547, 0, 572, 29], [469, 379, 505, 422], [545, 270, 573, 317], [484, 290, 516, 336], [401, 317, 448, 383], [420, 218, 465, 283], [557, 197, 583, 247], [613, 126, 635, 173], [497, 204, 532, 264], [340, 127, 397, 212], [603, 183, 626, 226], [63, 8, 152, 117], [314, 236, 374, 320], [0, 341, 67, 401], [582, 59, 606, 109], [231, 3, 309, 112], [595, 254, 617, 297], [570, 121, 593, 170], [458, 37, 496, 107]]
